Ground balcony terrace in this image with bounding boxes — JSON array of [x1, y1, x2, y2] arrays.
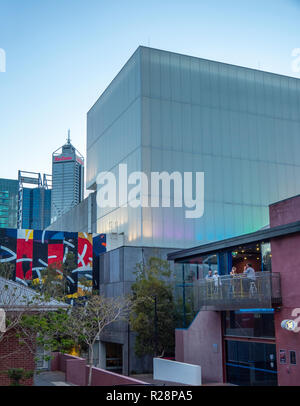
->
[[191, 272, 281, 311]]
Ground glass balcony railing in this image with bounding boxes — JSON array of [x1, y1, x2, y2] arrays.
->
[[191, 272, 281, 311]]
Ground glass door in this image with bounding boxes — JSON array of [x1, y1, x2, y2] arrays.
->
[[225, 340, 277, 386]]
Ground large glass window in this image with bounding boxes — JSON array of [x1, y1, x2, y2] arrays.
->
[[231, 243, 262, 274], [223, 310, 275, 339], [261, 242, 272, 272], [174, 254, 219, 327], [105, 342, 123, 374], [226, 340, 277, 386], [175, 254, 218, 281]]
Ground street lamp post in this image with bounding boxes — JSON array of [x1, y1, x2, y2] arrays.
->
[[154, 295, 158, 357]]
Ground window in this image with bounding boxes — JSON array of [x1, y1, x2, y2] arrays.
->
[[223, 310, 275, 339], [226, 341, 277, 386]]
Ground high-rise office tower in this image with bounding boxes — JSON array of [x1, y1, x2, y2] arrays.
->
[[0, 178, 19, 229], [51, 131, 84, 223], [17, 171, 52, 230]]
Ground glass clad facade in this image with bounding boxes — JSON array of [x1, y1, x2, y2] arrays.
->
[[87, 47, 300, 249], [173, 239, 276, 321], [21, 187, 52, 230], [87, 48, 142, 241], [21, 188, 32, 229], [0, 178, 18, 229], [225, 341, 277, 386], [223, 311, 275, 339], [51, 142, 84, 222]]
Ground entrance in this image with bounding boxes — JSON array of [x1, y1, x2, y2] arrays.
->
[[225, 340, 277, 386], [36, 345, 50, 370], [105, 342, 123, 374]]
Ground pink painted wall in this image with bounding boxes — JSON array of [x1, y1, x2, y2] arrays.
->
[[269, 196, 300, 386], [67, 359, 87, 386], [271, 234, 300, 386], [86, 365, 147, 386], [175, 329, 184, 362], [269, 195, 300, 227], [50, 352, 60, 371], [51, 353, 147, 386], [175, 311, 223, 383]]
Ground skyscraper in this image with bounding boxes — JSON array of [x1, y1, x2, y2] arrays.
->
[[51, 131, 84, 223], [0, 178, 19, 229], [18, 171, 52, 230]]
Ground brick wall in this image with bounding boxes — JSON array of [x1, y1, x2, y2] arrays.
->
[[0, 328, 36, 386]]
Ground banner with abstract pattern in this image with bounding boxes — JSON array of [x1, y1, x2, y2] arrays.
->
[[0, 228, 106, 297]]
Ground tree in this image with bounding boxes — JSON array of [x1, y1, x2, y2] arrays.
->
[[130, 256, 176, 358], [0, 265, 71, 376], [0, 262, 14, 280], [1, 367, 34, 386], [30, 252, 78, 301], [17, 308, 75, 365], [65, 295, 131, 386], [0, 272, 43, 348], [0, 271, 59, 379]]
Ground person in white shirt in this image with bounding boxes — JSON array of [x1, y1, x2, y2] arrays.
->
[[205, 269, 214, 297], [213, 270, 222, 294], [205, 269, 213, 280]]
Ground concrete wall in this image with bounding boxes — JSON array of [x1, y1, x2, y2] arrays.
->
[[47, 192, 97, 233], [153, 358, 202, 385], [88, 46, 300, 249], [269, 196, 300, 386], [98, 245, 178, 375], [175, 311, 223, 383]]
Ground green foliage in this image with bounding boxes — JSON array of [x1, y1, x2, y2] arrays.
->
[[63, 294, 131, 386], [30, 252, 77, 301], [130, 257, 176, 358], [19, 309, 75, 356], [174, 295, 195, 329], [1, 368, 34, 386], [63, 252, 77, 275], [0, 262, 14, 280]]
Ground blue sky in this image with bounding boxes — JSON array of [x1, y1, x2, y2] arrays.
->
[[0, 0, 299, 184]]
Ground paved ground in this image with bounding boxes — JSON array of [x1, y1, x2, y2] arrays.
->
[[130, 374, 235, 386], [130, 374, 189, 386], [34, 371, 76, 386], [34, 371, 235, 386]]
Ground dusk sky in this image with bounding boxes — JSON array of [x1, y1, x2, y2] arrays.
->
[[0, 0, 299, 184]]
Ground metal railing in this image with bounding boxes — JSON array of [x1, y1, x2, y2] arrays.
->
[[192, 272, 281, 311]]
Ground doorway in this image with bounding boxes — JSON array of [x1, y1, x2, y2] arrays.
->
[[225, 340, 277, 386], [105, 342, 123, 374]]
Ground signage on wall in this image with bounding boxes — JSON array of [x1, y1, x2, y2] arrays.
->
[[279, 349, 286, 364], [281, 319, 297, 331], [54, 156, 73, 162], [290, 351, 297, 365], [281, 308, 300, 333]]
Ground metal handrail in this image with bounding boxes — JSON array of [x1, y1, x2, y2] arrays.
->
[[191, 272, 281, 310]]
